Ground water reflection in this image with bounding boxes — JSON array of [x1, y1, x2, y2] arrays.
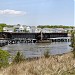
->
[[1, 42, 72, 58]]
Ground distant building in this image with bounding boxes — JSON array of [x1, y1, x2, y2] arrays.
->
[[35, 28, 42, 33], [3, 25, 74, 33], [41, 28, 65, 33], [42, 28, 50, 33], [26, 26, 31, 32], [54, 28, 65, 33], [19, 25, 24, 32], [3, 27, 14, 32], [29, 26, 36, 33], [13, 24, 20, 32], [13, 24, 26, 32]]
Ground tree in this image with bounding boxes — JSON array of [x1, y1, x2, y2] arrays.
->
[[71, 31, 75, 57], [0, 23, 7, 32], [71, 30, 75, 47], [24, 29, 29, 33], [0, 49, 10, 68]]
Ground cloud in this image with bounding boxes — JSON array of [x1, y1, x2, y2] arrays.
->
[[0, 9, 26, 15]]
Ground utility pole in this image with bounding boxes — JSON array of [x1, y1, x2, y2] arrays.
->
[[41, 29, 43, 40]]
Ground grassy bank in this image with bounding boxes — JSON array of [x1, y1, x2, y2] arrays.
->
[[0, 52, 75, 75]]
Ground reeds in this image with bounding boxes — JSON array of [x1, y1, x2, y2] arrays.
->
[[0, 52, 75, 75]]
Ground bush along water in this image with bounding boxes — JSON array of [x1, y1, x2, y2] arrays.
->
[[71, 30, 75, 58], [13, 51, 25, 63], [0, 49, 10, 68], [44, 50, 50, 58]]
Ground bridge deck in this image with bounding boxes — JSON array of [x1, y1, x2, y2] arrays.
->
[[0, 32, 68, 40]]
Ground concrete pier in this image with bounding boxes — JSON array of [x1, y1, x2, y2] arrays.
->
[[48, 37, 71, 42], [0, 39, 8, 47], [7, 38, 37, 44]]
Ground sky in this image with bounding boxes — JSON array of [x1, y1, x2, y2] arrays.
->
[[0, 0, 74, 26]]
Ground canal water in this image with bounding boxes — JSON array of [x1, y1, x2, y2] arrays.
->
[[1, 42, 72, 58]]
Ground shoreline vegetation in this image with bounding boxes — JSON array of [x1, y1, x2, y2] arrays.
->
[[0, 51, 75, 75]]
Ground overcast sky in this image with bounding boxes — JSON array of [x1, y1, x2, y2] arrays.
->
[[0, 0, 74, 26]]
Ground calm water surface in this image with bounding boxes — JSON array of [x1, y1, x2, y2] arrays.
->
[[1, 42, 72, 58]]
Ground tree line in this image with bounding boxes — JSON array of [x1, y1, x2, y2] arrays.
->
[[37, 25, 74, 29], [0, 23, 13, 32]]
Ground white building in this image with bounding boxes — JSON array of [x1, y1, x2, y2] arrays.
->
[[41, 28, 65, 33], [13, 24, 20, 32], [3, 27, 14, 32], [35, 28, 42, 33], [13, 24, 26, 32], [26, 26, 31, 32], [29, 26, 37, 33], [19, 25, 24, 32], [54, 28, 65, 33], [42, 28, 51, 33], [13, 24, 34, 33]]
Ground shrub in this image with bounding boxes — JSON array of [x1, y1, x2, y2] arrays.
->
[[72, 44, 75, 58], [44, 50, 50, 58], [0, 49, 10, 68], [13, 51, 25, 63]]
